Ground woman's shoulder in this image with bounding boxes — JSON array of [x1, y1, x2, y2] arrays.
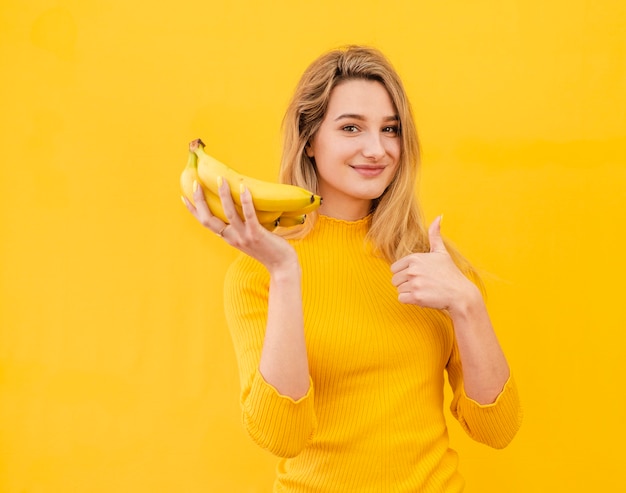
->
[[226, 252, 266, 276], [224, 253, 270, 292]]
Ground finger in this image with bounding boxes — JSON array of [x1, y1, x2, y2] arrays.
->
[[191, 180, 214, 220], [390, 270, 409, 288], [191, 180, 227, 232], [216, 176, 244, 228], [397, 293, 411, 304], [239, 184, 261, 225], [390, 256, 409, 274], [428, 215, 446, 253], [192, 179, 209, 210], [181, 195, 195, 213]]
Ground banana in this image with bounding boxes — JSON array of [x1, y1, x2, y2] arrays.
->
[[191, 139, 322, 213], [278, 199, 323, 217], [261, 220, 280, 232], [180, 150, 282, 224], [180, 150, 202, 204], [277, 213, 307, 227]]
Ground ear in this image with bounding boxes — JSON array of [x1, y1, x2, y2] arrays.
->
[[305, 140, 314, 158]]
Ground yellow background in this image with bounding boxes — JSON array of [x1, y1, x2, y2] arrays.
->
[[1, 0, 625, 491]]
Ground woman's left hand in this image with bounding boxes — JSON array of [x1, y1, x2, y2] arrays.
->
[[390, 216, 479, 313]]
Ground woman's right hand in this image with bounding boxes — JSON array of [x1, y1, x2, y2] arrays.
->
[[182, 177, 298, 272]]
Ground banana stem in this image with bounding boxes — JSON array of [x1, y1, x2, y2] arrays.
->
[[189, 138, 205, 152]]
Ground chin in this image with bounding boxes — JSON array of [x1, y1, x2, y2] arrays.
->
[[358, 187, 388, 201]]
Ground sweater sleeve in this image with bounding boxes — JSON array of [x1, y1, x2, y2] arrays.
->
[[446, 338, 523, 449], [223, 254, 317, 458]]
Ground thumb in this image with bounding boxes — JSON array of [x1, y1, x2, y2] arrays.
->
[[428, 215, 446, 253]]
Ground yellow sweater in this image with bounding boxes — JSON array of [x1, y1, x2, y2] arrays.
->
[[224, 215, 522, 492]]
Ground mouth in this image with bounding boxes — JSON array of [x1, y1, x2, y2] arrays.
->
[[349, 165, 386, 177]]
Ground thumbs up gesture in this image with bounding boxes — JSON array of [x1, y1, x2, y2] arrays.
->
[[390, 216, 478, 312]]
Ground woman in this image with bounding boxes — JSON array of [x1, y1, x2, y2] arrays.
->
[[183, 45, 522, 492]]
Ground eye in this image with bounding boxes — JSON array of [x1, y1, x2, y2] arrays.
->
[[342, 125, 359, 133], [382, 125, 399, 135]]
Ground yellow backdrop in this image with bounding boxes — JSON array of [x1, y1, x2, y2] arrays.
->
[[1, 0, 625, 491]]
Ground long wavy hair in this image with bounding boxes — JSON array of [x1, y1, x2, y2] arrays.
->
[[278, 45, 478, 277]]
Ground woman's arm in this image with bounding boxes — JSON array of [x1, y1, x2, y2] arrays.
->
[[260, 252, 310, 400], [183, 178, 310, 400], [390, 215, 509, 404], [445, 282, 510, 404]]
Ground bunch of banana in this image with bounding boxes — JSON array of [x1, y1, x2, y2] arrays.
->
[[180, 139, 322, 231]]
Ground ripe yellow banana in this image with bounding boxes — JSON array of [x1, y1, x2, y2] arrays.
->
[[191, 139, 322, 213], [279, 200, 323, 217], [277, 214, 307, 227], [261, 220, 280, 232], [180, 150, 282, 225]]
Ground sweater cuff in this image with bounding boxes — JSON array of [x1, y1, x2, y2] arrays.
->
[[242, 369, 317, 457], [454, 374, 523, 449]]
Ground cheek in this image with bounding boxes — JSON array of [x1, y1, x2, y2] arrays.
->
[[385, 156, 402, 187], [315, 140, 352, 169], [388, 142, 402, 166], [389, 140, 402, 161], [313, 155, 340, 186], [391, 143, 402, 171], [386, 165, 400, 188]]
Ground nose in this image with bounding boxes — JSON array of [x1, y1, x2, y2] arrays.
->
[[362, 132, 386, 161]]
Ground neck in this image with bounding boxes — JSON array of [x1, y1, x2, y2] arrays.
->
[[318, 200, 372, 221]]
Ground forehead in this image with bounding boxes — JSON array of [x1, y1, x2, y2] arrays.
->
[[326, 79, 397, 117]]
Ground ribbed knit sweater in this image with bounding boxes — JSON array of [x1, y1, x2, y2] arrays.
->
[[223, 215, 522, 492]]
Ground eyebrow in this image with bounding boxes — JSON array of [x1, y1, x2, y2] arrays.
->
[[334, 113, 400, 122]]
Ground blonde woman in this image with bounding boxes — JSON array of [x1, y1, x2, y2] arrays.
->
[[183, 45, 522, 492]]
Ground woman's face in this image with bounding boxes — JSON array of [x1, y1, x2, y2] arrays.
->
[[307, 78, 401, 220]]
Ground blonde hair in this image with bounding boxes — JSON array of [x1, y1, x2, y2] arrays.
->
[[278, 45, 478, 278]]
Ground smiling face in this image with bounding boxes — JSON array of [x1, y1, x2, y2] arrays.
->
[[306, 78, 402, 220]]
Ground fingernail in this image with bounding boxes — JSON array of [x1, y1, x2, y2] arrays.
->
[[192, 180, 198, 193], [217, 176, 223, 188], [239, 183, 246, 195], [439, 214, 444, 225], [181, 195, 187, 207]]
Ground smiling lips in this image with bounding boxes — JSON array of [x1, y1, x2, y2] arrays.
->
[[349, 165, 386, 177]]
